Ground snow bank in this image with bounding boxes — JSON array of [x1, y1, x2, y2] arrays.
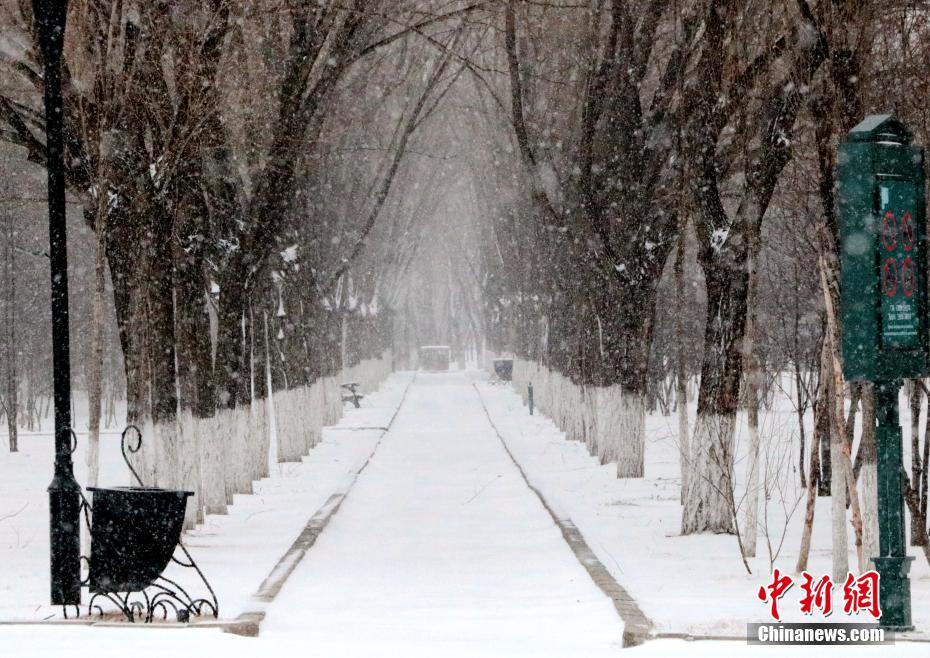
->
[[475, 376, 930, 638], [128, 351, 393, 529], [503, 357, 643, 478], [0, 360, 403, 622]]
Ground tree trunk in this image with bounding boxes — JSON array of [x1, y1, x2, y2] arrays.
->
[[133, 188, 180, 491], [682, 245, 749, 535], [214, 266, 250, 409], [795, 362, 807, 490], [263, 311, 278, 469], [742, 249, 761, 557], [594, 274, 659, 479], [797, 418, 822, 573], [675, 227, 690, 503], [2, 211, 16, 452], [615, 392, 645, 477], [105, 207, 147, 423], [903, 481, 930, 566], [859, 383, 880, 570], [819, 399, 832, 497], [830, 373, 848, 582], [820, 257, 863, 570], [146, 205, 179, 427], [174, 210, 214, 526], [677, 374, 689, 503], [341, 312, 349, 372], [174, 197, 215, 420], [85, 195, 108, 494]]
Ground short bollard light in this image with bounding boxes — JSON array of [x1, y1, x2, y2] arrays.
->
[[839, 114, 928, 631]]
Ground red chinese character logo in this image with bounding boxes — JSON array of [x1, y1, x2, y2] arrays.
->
[[758, 569, 794, 621], [842, 571, 881, 619], [798, 572, 833, 616]]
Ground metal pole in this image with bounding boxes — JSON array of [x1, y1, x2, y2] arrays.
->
[[873, 380, 913, 630], [34, 0, 80, 607], [528, 381, 534, 416]]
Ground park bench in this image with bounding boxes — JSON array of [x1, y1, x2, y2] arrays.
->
[[341, 382, 364, 408]]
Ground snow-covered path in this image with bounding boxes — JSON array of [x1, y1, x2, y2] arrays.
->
[[259, 371, 624, 656]]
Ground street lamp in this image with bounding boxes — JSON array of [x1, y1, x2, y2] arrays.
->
[[33, 0, 81, 607]]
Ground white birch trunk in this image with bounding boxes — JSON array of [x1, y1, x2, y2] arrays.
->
[[249, 396, 267, 483], [177, 411, 202, 528], [859, 460, 880, 572], [341, 315, 348, 371], [596, 385, 623, 465], [682, 412, 736, 534], [135, 419, 157, 487], [202, 414, 227, 514], [674, 225, 690, 504], [859, 385, 880, 571], [831, 423, 849, 582], [741, 416, 760, 557], [264, 311, 278, 472], [678, 385, 690, 504], [571, 380, 584, 443], [83, 199, 108, 549], [582, 387, 597, 458], [741, 237, 762, 555], [616, 393, 645, 478]]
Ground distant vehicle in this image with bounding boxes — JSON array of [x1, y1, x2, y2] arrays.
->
[[419, 345, 450, 371]]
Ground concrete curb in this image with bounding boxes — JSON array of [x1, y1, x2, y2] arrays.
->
[[472, 382, 654, 648]]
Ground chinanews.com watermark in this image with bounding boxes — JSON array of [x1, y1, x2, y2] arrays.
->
[[748, 623, 892, 645], [748, 569, 894, 645]]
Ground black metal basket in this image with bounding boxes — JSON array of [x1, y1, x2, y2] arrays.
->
[[87, 486, 192, 594], [493, 358, 514, 381]]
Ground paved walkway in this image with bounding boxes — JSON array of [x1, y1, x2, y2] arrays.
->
[[260, 371, 624, 656]]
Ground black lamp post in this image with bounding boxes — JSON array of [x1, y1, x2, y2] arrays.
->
[[34, 0, 81, 607]]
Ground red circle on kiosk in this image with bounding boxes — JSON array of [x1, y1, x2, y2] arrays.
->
[[901, 211, 915, 252], [883, 257, 898, 297], [902, 256, 916, 298], [882, 211, 898, 251]]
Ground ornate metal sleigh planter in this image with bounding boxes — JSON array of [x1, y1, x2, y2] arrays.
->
[[70, 427, 218, 623], [87, 486, 191, 590]]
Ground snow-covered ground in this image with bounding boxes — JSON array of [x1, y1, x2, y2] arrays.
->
[[0, 373, 412, 622], [3, 627, 927, 658], [2, 371, 625, 656], [475, 373, 930, 641], [2, 369, 929, 656]]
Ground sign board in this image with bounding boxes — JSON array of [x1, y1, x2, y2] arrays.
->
[[839, 115, 930, 382], [879, 181, 920, 348]]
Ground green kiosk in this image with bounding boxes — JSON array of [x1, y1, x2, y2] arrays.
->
[[839, 114, 925, 631]]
